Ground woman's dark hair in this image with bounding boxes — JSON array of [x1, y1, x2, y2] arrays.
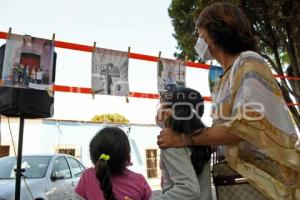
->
[[90, 127, 130, 200], [161, 87, 211, 175], [196, 3, 257, 55]]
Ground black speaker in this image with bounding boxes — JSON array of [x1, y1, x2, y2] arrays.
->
[[0, 44, 56, 118]]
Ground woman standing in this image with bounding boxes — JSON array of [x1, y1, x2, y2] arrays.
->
[[157, 3, 300, 200]]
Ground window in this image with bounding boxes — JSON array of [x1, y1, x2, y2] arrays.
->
[[0, 145, 10, 158], [52, 157, 71, 179], [0, 156, 50, 179], [67, 157, 83, 178], [57, 148, 75, 157], [78, 161, 85, 172], [146, 149, 158, 179], [54, 145, 82, 160]]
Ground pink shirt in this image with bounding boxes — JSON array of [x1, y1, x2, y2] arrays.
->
[[75, 168, 152, 200]]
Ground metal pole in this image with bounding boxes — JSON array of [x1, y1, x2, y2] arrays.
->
[[15, 116, 25, 200]]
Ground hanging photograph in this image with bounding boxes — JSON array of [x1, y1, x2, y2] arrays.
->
[[208, 65, 223, 94], [1, 34, 54, 90], [157, 58, 186, 94], [92, 48, 129, 96]]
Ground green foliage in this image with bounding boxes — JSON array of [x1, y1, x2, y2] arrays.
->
[[168, 0, 202, 61]]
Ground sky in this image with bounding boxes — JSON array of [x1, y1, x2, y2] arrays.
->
[[0, 0, 212, 125]]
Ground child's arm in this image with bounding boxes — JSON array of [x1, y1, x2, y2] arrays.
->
[[160, 148, 201, 200]]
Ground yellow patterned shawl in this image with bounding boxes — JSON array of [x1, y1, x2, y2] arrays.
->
[[211, 51, 300, 200]]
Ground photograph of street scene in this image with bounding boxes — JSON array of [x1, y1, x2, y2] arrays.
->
[[157, 58, 185, 94], [1, 34, 54, 90], [208, 65, 223, 93]]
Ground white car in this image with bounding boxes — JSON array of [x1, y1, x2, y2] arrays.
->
[[0, 154, 85, 200]]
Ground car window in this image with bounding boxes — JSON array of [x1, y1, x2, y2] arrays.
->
[[0, 156, 51, 179], [78, 161, 85, 171], [67, 157, 83, 178], [52, 157, 71, 179]]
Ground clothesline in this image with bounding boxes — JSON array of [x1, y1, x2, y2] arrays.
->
[[0, 30, 299, 106], [2, 30, 300, 76]]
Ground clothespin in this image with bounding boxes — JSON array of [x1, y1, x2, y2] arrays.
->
[[184, 55, 188, 62], [182, 55, 189, 80], [158, 51, 162, 68], [8, 27, 12, 39], [125, 95, 129, 103], [92, 42, 97, 99], [157, 51, 163, 98], [52, 33, 55, 45], [93, 42, 97, 52], [125, 46, 131, 103], [127, 46, 131, 55], [157, 51, 162, 75]]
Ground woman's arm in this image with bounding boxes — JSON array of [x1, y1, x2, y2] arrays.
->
[[157, 126, 242, 149]]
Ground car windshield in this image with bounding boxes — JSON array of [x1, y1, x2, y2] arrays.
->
[[0, 156, 51, 179]]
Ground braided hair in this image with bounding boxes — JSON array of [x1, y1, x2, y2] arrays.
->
[[90, 127, 130, 200]]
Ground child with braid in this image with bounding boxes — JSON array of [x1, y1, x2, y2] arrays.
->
[[74, 127, 152, 200]]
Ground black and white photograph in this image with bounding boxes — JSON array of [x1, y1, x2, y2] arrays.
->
[[157, 58, 185, 94], [92, 48, 129, 96], [1, 34, 54, 90]]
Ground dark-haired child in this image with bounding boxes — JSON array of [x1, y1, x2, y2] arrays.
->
[[156, 87, 212, 200], [74, 127, 152, 200]]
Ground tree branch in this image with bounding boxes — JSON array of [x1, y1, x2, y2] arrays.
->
[[261, 54, 300, 99], [277, 81, 300, 132], [261, 54, 281, 75]]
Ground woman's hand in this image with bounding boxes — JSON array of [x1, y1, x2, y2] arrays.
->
[[157, 128, 188, 149]]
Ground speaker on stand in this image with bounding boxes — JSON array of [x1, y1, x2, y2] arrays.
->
[[0, 33, 57, 200]]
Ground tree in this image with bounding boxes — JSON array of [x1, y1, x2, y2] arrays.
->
[[168, 0, 300, 130]]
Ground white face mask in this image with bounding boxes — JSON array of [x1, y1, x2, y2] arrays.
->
[[155, 104, 171, 129], [194, 37, 214, 60], [155, 116, 165, 129]]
